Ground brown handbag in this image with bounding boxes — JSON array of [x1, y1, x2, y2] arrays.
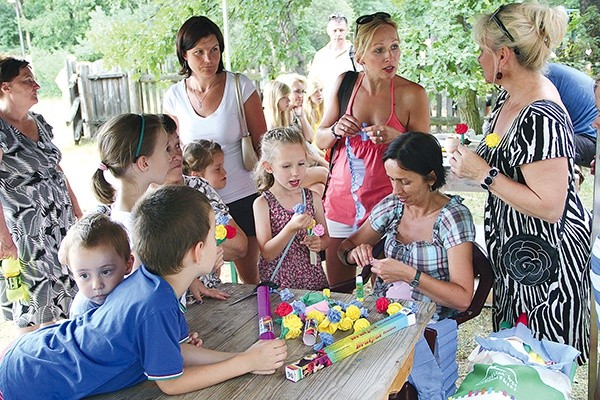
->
[[234, 73, 258, 171]]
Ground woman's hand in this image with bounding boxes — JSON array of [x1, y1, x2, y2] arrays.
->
[[371, 258, 409, 283], [363, 124, 400, 145], [448, 145, 489, 182], [334, 114, 362, 138], [0, 235, 17, 260], [347, 244, 374, 268]]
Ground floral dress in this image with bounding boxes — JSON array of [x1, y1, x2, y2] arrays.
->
[[0, 113, 76, 327], [478, 91, 591, 364], [258, 189, 328, 290]]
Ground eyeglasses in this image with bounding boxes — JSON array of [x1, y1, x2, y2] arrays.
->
[[329, 13, 347, 23], [293, 89, 306, 94], [356, 12, 391, 26], [489, 6, 521, 55]]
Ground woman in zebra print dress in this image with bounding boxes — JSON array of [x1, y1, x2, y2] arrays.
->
[[0, 57, 81, 331], [450, 3, 591, 364]]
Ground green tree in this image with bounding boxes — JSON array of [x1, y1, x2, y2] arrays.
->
[[0, 2, 20, 52]]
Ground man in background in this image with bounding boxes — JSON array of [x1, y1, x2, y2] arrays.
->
[[308, 13, 362, 105]]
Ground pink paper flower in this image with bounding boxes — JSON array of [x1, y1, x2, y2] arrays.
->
[[312, 224, 325, 237]]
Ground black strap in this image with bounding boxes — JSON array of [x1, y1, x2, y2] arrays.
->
[[349, 45, 357, 72], [324, 71, 359, 195]]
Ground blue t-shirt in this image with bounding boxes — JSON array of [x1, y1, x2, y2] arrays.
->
[[69, 290, 101, 318], [0, 266, 189, 399], [545, 63, 597, 139]]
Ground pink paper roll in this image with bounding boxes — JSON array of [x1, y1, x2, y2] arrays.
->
[[257, 285, 275, 340]]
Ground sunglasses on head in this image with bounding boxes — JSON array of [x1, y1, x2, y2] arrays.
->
[[355, 12, 391, 35], [489, 5, 521, 55], [329, 13, 347, 23]]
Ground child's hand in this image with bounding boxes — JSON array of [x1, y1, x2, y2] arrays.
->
[[245, 339, 287, 375], [301, 235, 321, 252], [188, 331, 203, 347], [198, 283, 231, 301], [288, 213, 313, 232]]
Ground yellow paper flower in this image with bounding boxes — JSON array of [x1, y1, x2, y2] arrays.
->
[[215, 225, 227, 241], [353, 318, 371, 332], [285, 327, 302, 339], [333, 305, 343, 312], [306, 310, 325, 324], [485, 132, 501, 148], [345, 305, 361, 321], [338, 316, 354, 331], [387, 302, 404, 315], [318, 318, 330, 331], [308, 219, 316, 230], [283, 314, 303, 331], [321, 322, 338, 335], [322, 288, 331, 298]]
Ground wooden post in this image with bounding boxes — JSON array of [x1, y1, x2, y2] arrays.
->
[[128, 72, 142, 114]]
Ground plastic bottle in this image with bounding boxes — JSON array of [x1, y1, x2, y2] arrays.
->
[[355, 275, 364, 303], [2, 258, 30, 303]]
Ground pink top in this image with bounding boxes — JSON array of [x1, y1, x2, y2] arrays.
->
[[324, 74, 406, 227]]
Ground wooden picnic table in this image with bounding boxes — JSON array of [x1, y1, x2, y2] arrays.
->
[[90, 283, 436, 400]]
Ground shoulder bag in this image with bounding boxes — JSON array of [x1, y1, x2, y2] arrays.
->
[[234, 73, 258, 171]]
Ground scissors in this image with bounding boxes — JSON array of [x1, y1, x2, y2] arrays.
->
[[228, 281, 279, 306]]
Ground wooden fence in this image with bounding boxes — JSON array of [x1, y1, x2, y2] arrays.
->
[[66, 59, 488, 143]]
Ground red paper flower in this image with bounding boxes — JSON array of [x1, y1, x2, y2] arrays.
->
[[225, 225, 236, 239], [455, 123, 468, 135], [275, 302, 293, 317], [375, 297, 391, 314]]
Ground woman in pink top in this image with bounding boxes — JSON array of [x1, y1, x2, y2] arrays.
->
[[315, 12, 430, 287]]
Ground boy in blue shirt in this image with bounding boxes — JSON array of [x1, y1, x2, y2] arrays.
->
[[0, 186, 287, 399]]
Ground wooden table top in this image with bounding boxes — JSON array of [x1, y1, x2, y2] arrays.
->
[[90, 284, 436, 400]]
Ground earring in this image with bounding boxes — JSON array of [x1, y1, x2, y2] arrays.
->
[[496, 71, 503, 80]]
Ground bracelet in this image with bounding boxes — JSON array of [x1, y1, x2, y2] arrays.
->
[[331, 122, 342, 139], [343, 248, 358, 266], [480, 167, 500, 190]]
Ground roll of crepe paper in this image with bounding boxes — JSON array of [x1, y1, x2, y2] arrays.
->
[[257, 285, 275, 340], [285, 306, 415, 382], [303, 318, 318, 346]]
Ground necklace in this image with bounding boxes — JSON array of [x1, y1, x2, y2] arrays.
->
[[190, 78, 219, 109]]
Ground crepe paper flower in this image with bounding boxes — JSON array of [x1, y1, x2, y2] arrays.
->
[[225, 225, 236, 239], [349, 299, 363, 308], [278, 288, 294, 302], [306, 310, 325, 324], [281, 314, 303, 339], [376, 297, 391, 313], [216, 214, 230, 225], [308, 219, 316, 230], [312, 224, 325, 237], [215, 225, 227, 245], [275, 302, 294, 317], [353, 318, 371, 332], [485, 132, 501, 148], [338, 316, 354, 331], [360, 307, 369, 319], [293, 203, 306, 214], [345, 305, 361, 321], [291, 300, 306, 315], [322, 288, 331, 298], [455, 123, 468, 145], [319, 320, 338, 335], [327, 308, 342, 323], [387, 302, 404, 315], [313, 332, 334, 351]]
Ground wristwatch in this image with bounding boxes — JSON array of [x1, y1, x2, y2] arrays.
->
[[480, 167, 500, 190], [409, 270, 422, 288], [331, 122, 342, 139]]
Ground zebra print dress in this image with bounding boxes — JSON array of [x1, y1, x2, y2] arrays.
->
[[0, 113, 76, 327], [478, 91, 591, 364]]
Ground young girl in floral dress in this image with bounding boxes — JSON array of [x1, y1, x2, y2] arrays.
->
[[253, 127, 330, 290]]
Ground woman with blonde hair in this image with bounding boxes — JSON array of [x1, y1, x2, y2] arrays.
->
[[315, 12, 430, 287], [262, 80, 292, 129], [451, 2, 591, 363], [304, 77, 325, 133]]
